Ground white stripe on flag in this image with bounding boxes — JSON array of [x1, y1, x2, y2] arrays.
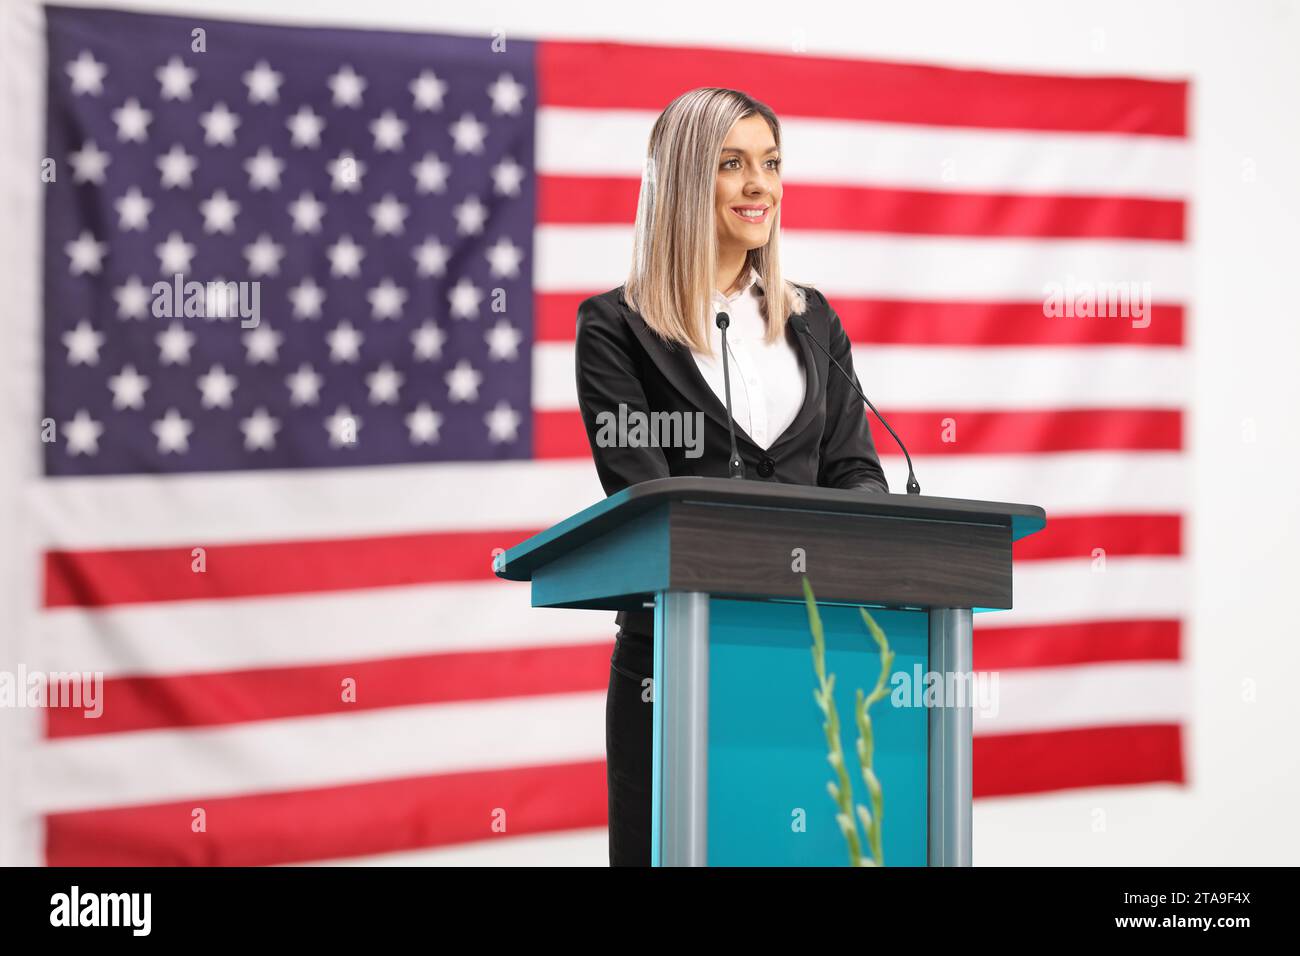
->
[[973, 661, 1190, 735], [537, 107, 1193, 198], [38, 559, 1181, 678], [900, 451, 1187, 514], [39, 581, 614, 677], [30, 453, 1186, 548], [1000, 556, 1186, 626], [27, 459, 608, 548], [25, 660, 1189, 815], [532, 343, 1189, 410], [537, 225, 1191, 301], [25, 690, 607, 814]]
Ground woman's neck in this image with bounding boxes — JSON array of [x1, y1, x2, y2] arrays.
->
[[716, 255, 750, 296]]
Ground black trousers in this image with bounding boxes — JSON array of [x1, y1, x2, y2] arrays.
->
[[605, 631, 654, 866]]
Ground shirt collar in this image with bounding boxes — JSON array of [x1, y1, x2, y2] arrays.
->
[[712, 267, 764, 305]]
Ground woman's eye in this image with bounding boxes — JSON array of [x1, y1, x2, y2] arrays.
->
[[721, 158, 781, 170]]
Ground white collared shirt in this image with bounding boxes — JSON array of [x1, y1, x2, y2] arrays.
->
[[691, 268, 807, 450]]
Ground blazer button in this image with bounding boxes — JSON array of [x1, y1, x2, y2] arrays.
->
[[757, 456, 776, 478]]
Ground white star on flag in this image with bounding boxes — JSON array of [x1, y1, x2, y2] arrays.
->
[[115, 188, 153, 231], [245, 147, 285, 190], [405, 403, 443, 444], [156, 321, 196, 365], [107, 365, 149, 410], [200, 191, 241, 234], [69, 140, 111, 184], [111, 98, 152, 142], [448, 277, 484, 320], [63, 320, 104, 365], [445, 359, 482, 402], [151, 408, 194, 453], [156, 231, 196, 274], [325, 405, 361, 446], [327, 151, 365, 192], [62, 409, 104, 455], [243, 60, 283, 104], [411, 153, 450, 194], [485, 319, 522, 361], [288, 278, 326, 319], [288, 192, 327, 233], [113, 276, 150, 319], [491, 156, 526, 197], [157, 144, 198, 189], [243, 234, 285, 276], [370, 110, 408, 151], [155, 56, 196, 101], [199, 102, 241, 146], [412, 237, 450, 277], [411, 320, 447, 361], [326, 235, 365, 277], [66, 50, 107, 96], [328, 65, 366, 108], [487, 73, 527, 115], [197, 364, 239, 408], [365, 363, 404, 404], [484, 400, 521, 443], [367, 279, 408, 320], [244, 325, 283, 364], [240, 408, 281, 450], [286, 363, 323, 406], [286, 106, 326, 148], [327, 321, 364, 363], [409, 70, 447, 111], [65, 231, 108, 275], [449, 112, 487, 154]]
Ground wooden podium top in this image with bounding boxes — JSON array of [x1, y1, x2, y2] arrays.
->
[[494, 476, 1045, 582], [493, 477, 1044, 611]]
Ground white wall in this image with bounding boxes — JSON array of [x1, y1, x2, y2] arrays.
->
[[3, 0, 1297, 865]]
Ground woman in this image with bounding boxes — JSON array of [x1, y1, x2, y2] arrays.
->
[[574, 88, 890, 866]]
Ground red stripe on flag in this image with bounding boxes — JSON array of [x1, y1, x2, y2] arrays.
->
[[43, 529, 533, 608], [46, 642, 611, 739], [534, 409, 594, 460], [1013, 513, 1181, 560], [975, 619, 1182, 670], [538, 293, 1185, 346], [539, 175, 1185, 240], [974, 724, 1186, 797], [832, 299, 1184, 347], [45, 760, 607, 866], [865, 409, 1183, 455], [537, 40, 1188, 136], [533, 408, 1182, 459]]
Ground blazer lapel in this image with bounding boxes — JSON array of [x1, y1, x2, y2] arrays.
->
[[617, 287, 748, 441], [768, 312, 823, 451], [615, 286, 824, 453]]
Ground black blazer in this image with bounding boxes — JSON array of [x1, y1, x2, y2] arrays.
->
[[574, 281, 889, 654]]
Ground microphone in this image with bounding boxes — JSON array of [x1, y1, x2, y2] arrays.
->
[[714, 311, 745, 479], [789, 314, 920, 495]]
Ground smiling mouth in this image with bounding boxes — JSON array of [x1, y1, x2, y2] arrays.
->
[[730, 206, 770, 223]]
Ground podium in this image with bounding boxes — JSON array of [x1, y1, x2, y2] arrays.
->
[[493, 477, 1045, 866]]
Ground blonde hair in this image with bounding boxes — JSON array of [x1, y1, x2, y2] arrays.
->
[[624, 87, 808, 355]]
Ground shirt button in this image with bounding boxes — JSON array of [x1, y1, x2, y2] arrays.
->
[[757, 456, 776, 478]]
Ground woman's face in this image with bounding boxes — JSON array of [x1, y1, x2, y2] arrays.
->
[[714, 114, 782, 258]]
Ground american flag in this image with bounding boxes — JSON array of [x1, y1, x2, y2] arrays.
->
[[17, 5, 1186, 864]]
